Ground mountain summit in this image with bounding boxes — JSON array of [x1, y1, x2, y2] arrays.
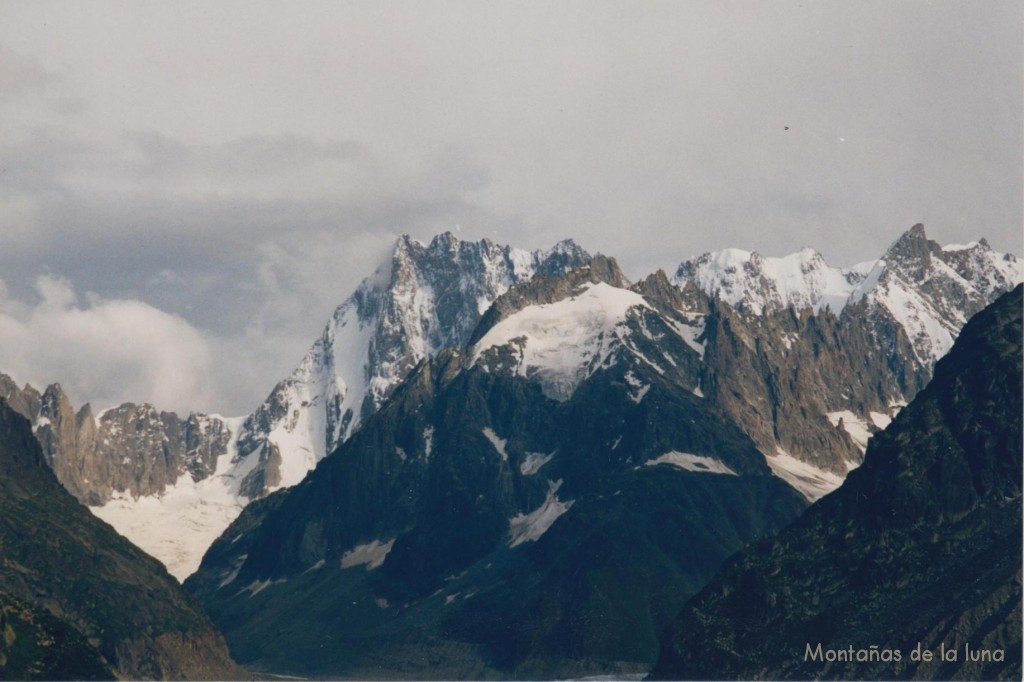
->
[[674, 223, 1020, 487], [231, 232, 592, 498]]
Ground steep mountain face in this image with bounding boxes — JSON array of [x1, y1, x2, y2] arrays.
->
[[231, 232, 591, 499], [674, 224, 1021, 489], [0, 398, 244, 680], [648, 285, 1023, 681], [39, 387, 231, 506], [845, 225, 1021, 368], [695, 301, 873, 489], [186, 259, 808, 679]]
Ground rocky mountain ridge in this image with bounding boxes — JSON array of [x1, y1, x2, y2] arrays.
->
[[676, 223, 1020, 370], [0, 376, 232, 506], [0, 233, 593, 579], [3, 225, 1019, 581]]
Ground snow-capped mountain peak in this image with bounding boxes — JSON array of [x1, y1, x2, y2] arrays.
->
[[472, 281, 652, 400], [847, 224, 1022, 366], [675, 224, 1022, 366], [673, 245, 867, 315], [231, 232, 592, 499]]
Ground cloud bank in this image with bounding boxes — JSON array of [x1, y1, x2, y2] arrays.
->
[[0, 276, 217, 414]]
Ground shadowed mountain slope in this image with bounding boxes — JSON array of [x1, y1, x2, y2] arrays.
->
[[648, 284, 1023, 681], [0, 399, 244, 680], [187, 262, 807, 679]]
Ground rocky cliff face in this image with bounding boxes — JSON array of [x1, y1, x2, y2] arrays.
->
[[0, 378, 232, 507], [673, 224, 1021, 488], [0, 397, 244, 680], [0, 374, 41, 422], [648, 285, 1023, 681]]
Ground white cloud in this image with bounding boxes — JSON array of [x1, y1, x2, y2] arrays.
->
[[0, 275, 218, 414]]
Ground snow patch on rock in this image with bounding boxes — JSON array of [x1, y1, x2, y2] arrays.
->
[[826, 410, 873, 452], [764, 448, 847, 502], [473, 283, 651, 400], [341, 539, 396, 570], [482, 427, 508, 462], [868, 411, 891, 429], [624, 370, 651, 404], [423, 425, 434, 459], [643, 451, 737, 476], [520, 451, 554, 476], [508, 480, 574, 547]]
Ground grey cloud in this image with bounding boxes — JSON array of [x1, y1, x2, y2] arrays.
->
[[0, 121, 509, 413], [0, 44, 62, 96], [124, 131, 363, 179], [0, 274, 218, 414]]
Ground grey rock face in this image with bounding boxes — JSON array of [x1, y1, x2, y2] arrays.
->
[[697, 303, 891, 477], [673, 224, 1022, 488], [0, 374, 41, 422], [0, 378, 232, 506]]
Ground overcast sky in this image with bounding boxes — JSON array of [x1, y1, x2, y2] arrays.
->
[[0, 1, 1020, 416]]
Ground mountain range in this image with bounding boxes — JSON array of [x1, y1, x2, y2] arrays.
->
[[0, 223, 1020, 679], [172, 228, 1015, 678], [184, 255, 809, 677], [0, 225, 1018, 583]]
